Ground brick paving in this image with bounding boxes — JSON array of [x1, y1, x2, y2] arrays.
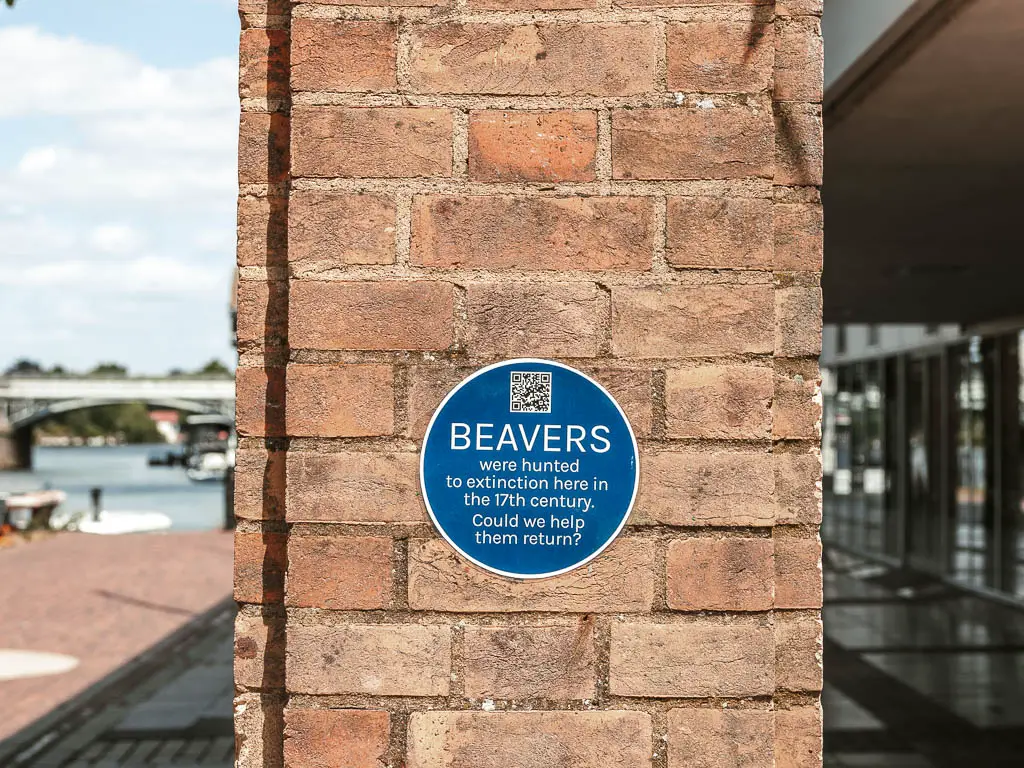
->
[[0, 532, 233, 742]]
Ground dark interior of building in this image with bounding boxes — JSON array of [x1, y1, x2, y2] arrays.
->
[[822, 1, 1024, 765]]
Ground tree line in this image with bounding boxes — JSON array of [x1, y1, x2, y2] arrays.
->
[[3, 359, 232, 378]]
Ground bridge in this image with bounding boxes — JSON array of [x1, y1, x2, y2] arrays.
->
[[0, 376, 235, 470]]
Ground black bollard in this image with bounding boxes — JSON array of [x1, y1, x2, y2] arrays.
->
[[90, 487, 102, 522], [224, 467, 236, 531]]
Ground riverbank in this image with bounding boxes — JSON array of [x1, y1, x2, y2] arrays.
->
[[0, 531, 233, 742]]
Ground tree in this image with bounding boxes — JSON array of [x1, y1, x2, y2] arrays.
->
[[4, 359, 44, 376], [89, 362, 128, 378], [40, 402, 163, 444], [197, 359, 231, 377]]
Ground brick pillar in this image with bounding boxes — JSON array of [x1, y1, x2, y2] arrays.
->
[[234, 0, 823, 764]]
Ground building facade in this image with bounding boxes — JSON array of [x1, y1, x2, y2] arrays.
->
[[822, 322, 1024, 602]]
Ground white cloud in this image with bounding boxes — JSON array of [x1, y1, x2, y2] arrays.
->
[[0, 255, 222, 294], [0, 211, 76, 257], [18, 147, 59, 174], [0, 24, 238, 371], [0, 26, 237, 208], [89, 224, 143, 254], [0, 27, 237, 118]]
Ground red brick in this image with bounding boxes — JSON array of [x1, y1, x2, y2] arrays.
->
[[409, 24, 658, 96], [239, 28, 289, 100], [776, 286, 822, 357], [615, 0, 770, 6], [286, 536, 393, 609], [666, 197, 772, 269], [238, 0, 289, 12], [288, 623, 450, 695], [613, 105, 772, 180], [407, 711, 652, 768], [777, 0, 823, 15], [286, 364, 394, 437], [285, 709, 389, 768], [775, 103, 823, 186], [311, 0, 446, 5], [406, 366, 476, 439], [237, 195, 286, 268], [666, 22, 772, 93], [292, 106, 452, 178], [289, 192, 395, 273], [774, 533, 822, 609], [464, 623, 596, 699], [239, 112, 289, 184], [774, 203, 823, 272], [235, 280, 286, 346], [587, 368, 654, 437], [610, 620, 773, 697], [468, 110, 597, 182], [667, 537, 774, 611], [411, 196, 653, 271], [234, 530, 286, 604], [235, 612, 285, 689], [666, 366, 773, 439], [465, 283, 607, 358], [775, 612, 823, 692], [408, 538, 654, 612], [234, 446, 285, 521], [773, 368, 820, 440], [289, 281, 454, 351], [471, 0, 594, 8], [638, 451, 774, 527], [286, 451, 424, 523], [613, 285, 772, 358], [234, 693, 283, 768], [775, 17, 824, 102], [291, 19, 396, 93], [775, 705, 823, 768], [668, 708, 774, 768], [235, 366, 286, 438], [775, 452, 822, 525]]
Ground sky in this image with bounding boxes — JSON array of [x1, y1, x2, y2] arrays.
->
[[0, 0, 241, 375]]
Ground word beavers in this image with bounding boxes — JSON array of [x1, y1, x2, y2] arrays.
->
[[450, 422, 612, 453]]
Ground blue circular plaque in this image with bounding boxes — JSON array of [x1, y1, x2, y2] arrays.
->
[[420, 359, 639, 579]]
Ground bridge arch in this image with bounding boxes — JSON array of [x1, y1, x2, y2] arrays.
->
[[3, 398, 230, 470], [9, 398, 225, 432]]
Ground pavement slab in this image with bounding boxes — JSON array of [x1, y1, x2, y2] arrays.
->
[[0, 532, 233, 742]]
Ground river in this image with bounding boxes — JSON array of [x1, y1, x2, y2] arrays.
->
[[0, 444, 227, 531]]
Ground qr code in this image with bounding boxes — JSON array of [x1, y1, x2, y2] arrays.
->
[[510, 371, 552, 413]]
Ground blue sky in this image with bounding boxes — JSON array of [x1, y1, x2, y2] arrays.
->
[[0, 0, 240, 374]]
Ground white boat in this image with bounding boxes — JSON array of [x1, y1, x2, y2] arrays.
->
[[1, 490, 68, 530], [186, 450, 230, 482], [73, 510, 172, 535]]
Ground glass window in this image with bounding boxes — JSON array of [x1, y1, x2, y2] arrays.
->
[[952, 338, 990, 588], [906, 355, 945, 573], [863, 361, 886, 554]]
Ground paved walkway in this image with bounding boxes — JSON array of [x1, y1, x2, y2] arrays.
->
[[4, 599, 235, 767], [823, 548, 1024, 767], [0, 532, 233, 743], [9, 532, 1024, 767]]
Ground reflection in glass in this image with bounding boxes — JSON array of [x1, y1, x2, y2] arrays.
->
[[953, 338, 989, 588]]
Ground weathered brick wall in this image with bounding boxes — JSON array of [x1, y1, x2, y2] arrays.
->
[[234, 0, 824, 764]]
